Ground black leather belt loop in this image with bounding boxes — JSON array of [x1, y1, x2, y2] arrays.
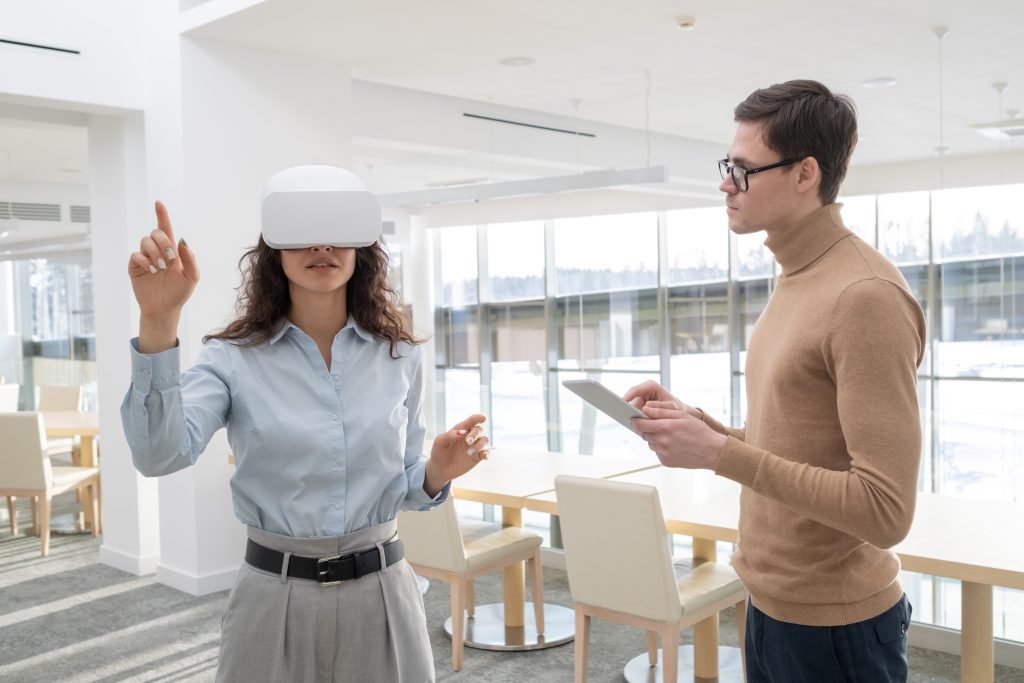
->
[[245, 537, 404, 585]]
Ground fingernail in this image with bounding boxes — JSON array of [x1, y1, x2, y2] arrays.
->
[[157, 258, 167, 270], [180, 238, 188, 248], [466, 434, 477, 445], [148, 265, 158, 274], [456, 429, 467, 435], [165, 247, 176, 260], [467, 448, 477, 457]]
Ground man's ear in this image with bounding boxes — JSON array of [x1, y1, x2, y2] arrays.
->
[[795, 157, 821, 196]]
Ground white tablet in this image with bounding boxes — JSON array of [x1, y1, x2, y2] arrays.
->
[[562, 379, 647, 435]]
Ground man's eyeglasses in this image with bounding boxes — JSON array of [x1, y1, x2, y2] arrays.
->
[[718, 158, 798, 192]]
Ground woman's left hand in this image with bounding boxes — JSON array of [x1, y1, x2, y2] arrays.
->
[[424, 414, 488, 496]]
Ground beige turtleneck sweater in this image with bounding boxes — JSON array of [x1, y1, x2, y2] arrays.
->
[[702, 203, 926, 626]]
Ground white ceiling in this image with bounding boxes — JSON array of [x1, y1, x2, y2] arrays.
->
[[188, 0, 1024, 166], [2, 0, 1023, 191]]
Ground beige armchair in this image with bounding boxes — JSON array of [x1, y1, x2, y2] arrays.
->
[[37, 384, 84, 463], [555, 474, 747, 683], [398, 497, 545, 671], [0, 412, 100, 555]]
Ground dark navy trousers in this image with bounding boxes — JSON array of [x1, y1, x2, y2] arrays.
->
[[745, 594, 911, 683]]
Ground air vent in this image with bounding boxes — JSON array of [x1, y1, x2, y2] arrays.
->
[[0, 37, 80, 55], [463, 113, 596, 138], [4, 202, 62, 221], [70, 205, 91, 223]]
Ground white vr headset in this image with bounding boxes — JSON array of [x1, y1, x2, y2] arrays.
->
[[260, 165, 382, 249]]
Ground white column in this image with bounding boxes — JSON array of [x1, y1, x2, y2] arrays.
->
[[89, 111, 162, 576], [144, 34, 354, 595]]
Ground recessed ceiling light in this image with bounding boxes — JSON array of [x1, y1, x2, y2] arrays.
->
[[498, 56, 534, 67], [861, 77, 897, 88], [59, 168, 82, 174], [677, 16, 697, 30]]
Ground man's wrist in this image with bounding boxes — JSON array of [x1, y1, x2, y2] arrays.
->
[[707, 431, 728, 471]]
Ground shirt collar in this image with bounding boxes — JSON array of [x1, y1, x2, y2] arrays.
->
[[763, 203, 853, 276], [267, 317, 374, 345]]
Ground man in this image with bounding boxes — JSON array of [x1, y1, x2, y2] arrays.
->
[[625, 79, 926, 682]]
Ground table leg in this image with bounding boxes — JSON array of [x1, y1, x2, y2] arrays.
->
[[961, 581, 993, 683], [502, 506, 525, 628], [79, 436, 97, 532], [692, 538, 719, 681]]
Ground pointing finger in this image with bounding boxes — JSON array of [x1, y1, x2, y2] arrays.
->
[[155, 200, 176, 245]]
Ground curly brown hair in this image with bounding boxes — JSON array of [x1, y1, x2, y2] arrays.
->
[[203, 236, 422, 357]]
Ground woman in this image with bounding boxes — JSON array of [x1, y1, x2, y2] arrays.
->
[[121, 201, 488, 682]]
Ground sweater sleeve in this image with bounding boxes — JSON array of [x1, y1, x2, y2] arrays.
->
[[715, 278, 925, 549], [698, 409, 746, 442]]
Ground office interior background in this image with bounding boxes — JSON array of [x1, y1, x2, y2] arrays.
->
[[1, 0, 1023, 670]]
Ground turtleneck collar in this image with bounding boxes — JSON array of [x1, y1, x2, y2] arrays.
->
[[762, 203, 853, 276]]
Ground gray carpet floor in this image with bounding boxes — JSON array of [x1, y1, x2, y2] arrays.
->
[[1, 495, 1022, 682]]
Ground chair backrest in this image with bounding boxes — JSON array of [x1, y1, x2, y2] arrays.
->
[[397, 496, 469, 573], [0, 383, 20, 411], [37, 384, 83, 411], [555, 474, 681, 622], [0, 412, 52, 490]]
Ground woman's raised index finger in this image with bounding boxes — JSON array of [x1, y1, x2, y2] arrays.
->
[[155, 200, 176, 243]]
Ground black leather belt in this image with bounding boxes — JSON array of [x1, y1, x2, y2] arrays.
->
[[245, 537, 404, 586]]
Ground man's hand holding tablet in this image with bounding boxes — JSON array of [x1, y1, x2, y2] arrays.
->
[[562, 379, 649, 435]]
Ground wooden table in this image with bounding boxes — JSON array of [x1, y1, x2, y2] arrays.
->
[[533, 466, 1024, 683], [43, 411, 100, 531], [451, 449, 659, 649]]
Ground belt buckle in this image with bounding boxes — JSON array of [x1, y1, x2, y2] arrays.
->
[[317, 554, 343, 586]]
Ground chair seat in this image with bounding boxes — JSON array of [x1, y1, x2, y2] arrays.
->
[[677, 561, 745, 617], [460, 519, 542, 570], [51, 466, 99, 489]]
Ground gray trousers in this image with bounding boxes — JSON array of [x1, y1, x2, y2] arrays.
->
[[217, 521, 435, 683]]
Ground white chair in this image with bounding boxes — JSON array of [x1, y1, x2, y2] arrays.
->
[[0, 383, 20, 410], [555, 474, 748, 683], [0, 412, 100, 555], [1, 384, 23, 521], [37, 384, 84, 462], [397, 497, 545, 671]]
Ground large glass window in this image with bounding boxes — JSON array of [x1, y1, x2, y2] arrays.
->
[[485, 221, 544, 301], [555, 289, 659, 373], [8, 258, 97, 410], [430, 185, 1024, 644], [488, 301, 548, 450], [554, 213, 657, 294]]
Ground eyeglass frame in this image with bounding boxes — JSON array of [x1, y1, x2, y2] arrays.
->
[[718, 157, 799, 192]]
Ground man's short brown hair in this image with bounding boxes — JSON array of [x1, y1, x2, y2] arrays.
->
[[734, 79, 857, 205]]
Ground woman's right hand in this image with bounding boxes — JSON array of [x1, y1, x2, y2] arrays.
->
[[128, 201, 200, 318]]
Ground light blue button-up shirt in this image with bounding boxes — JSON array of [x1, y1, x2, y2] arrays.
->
[[120, 319, 448, 538]]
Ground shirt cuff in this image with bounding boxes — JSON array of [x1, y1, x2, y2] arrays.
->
[[406, 462, 452, 510], [129, 337, 181, 393]]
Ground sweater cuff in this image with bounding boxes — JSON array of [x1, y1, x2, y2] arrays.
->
[[714, 436, 764, 487]]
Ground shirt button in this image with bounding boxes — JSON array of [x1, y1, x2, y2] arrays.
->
[[332, 374, 340, 382], [333, 502, 342, 510], [330, 414, 339, 421]]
